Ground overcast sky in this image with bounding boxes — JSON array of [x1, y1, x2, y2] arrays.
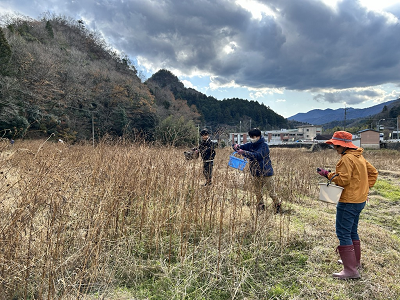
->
[[1, 0, 400, 118]]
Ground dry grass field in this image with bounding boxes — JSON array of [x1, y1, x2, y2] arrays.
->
[[0, 139, 399, 299]]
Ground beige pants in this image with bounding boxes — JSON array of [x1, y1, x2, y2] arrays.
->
[[253, 176, 278, 204]]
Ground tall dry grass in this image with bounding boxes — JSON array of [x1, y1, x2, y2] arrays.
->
[[0, 140, 399, 299]]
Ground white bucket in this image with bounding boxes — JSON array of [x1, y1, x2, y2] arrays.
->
[[318, 183, 344, 204]]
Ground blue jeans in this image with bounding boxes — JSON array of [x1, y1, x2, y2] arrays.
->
[[336, 202, 366, 245]]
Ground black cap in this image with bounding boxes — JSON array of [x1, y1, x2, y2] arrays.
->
[[200, 128, 209, 136], [248, 128, 261, 137]]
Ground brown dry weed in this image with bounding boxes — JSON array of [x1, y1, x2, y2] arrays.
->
[[0, 140, 399, 299]]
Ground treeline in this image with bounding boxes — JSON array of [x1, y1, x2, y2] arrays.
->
[[146, 69, 288, 130], [0, 14, 288, 145]]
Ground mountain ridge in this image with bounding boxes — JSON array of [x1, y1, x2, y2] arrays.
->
[[0, 16, 289, 143], [288, 100, 399, 125]]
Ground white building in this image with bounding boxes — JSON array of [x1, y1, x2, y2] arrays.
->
[[265, 125, 322, 145], [229, 132, 249, 144], [229, 125, 322, 145]]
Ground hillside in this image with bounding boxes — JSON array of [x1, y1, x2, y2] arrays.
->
[[145, 69, 289, 131], [0, 15, 157, 141], [0, 15, 288, 144]]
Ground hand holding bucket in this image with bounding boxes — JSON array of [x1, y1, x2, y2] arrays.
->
[[318, 174, 343, 204], [228, 151, 247, 171]]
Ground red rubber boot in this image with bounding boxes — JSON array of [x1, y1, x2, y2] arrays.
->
[[333, 245, 360, 280], [338, 240, 361, 269], [353, 240, 361, 268]]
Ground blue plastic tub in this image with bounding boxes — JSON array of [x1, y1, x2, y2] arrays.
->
[[228, 151, 247, 171]]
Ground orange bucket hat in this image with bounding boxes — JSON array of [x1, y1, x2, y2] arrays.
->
[[325, 131, 357, 149]]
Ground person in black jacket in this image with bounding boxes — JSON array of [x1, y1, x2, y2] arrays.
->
[[194, 129, 216, 186]]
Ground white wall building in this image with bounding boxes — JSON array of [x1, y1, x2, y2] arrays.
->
[[229, 125, 322, 145], [265, 126, 322, 144], [229, 132, 248, 144]]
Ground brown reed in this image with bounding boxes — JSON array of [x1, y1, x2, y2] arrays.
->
[[0, 140, 399, 299]]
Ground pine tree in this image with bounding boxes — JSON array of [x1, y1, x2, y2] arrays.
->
[[46, 21, 54, 38]]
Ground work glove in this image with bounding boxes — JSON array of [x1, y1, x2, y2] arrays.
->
[[232, 144, 240, 151], [316, 168, 329, 177], [237, 149, 245, 155]]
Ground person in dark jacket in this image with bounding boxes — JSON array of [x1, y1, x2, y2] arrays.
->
[[194, 129, 216, 186], [233, 128, 281, 213]]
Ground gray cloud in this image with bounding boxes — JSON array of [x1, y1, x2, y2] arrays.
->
[[314, 89, 383, 105], [2, 0, 400, 94]]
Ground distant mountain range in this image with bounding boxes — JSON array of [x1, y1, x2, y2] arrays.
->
[[288, 100, 398, 125]]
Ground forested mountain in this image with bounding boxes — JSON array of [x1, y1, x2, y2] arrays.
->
[[0, 15, 289, 144], [0, 14, 157, 141], [146, 69, 288, 130]]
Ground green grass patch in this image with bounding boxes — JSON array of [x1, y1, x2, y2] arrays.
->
[[372, 179, 400, 201]]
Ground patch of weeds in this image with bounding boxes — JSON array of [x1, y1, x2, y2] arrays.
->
[[133, 277, 174, 300], [238, 244, 305, 298], [372, 179, 400, 201], [363, 189, 400, 235], [190, 288, 231, 300], [239, 249, 253, 261], [131, 269, 232, 300], [286, 238, 313, 251], [268, 283, 285, 297], [114, 259, 164, 289], [264, 282, 301, 298]]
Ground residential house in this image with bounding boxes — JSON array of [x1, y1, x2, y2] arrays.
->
[[358, 129, 380, 149]]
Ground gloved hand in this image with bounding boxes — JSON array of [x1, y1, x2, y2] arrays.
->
[[317, 168, 329, 177], [232, 144, 240, 151], [237, 149, 245, 155]]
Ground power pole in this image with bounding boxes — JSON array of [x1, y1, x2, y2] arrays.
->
[[197, 124, 200, 145]]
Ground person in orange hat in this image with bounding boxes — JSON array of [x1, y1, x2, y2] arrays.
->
[[317, 131, 378, 280]]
